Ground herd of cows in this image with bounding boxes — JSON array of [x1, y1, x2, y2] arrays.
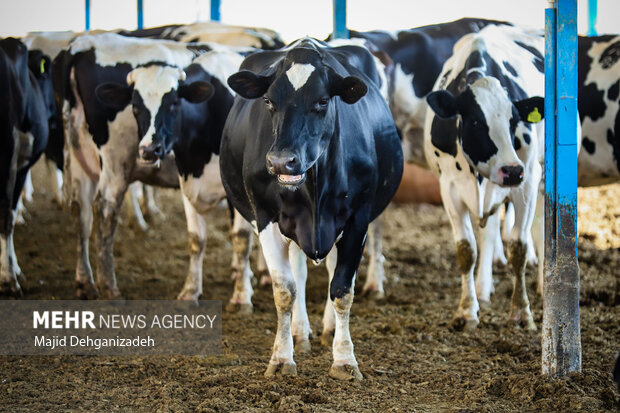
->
[[0, 18, 619, 381]]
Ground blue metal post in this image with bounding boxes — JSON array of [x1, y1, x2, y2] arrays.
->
[[85, 0, 90, 31], [542, 0, 581, 377], [587, 0, 597, 36], [333, 0, 348, 39], [211, 0, 221, 22], [137, 0, 144, 29]]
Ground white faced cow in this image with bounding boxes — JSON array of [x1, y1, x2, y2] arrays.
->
[[424, 25, 545, 331], [222, 38, 403, 380], [61, 33, 256, 303]]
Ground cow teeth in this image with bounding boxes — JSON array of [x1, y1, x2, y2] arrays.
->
[[277, 173, 304, 184]]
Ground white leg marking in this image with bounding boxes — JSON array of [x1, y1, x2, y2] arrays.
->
[[321, 246, 337, 346], [476, 211, 500, 302], [363, 217, 385, 298], [229, 211, 254, 311], [259, 222, 296, 376], [178, 193, 207, 302], [289, 242, 311, 352], [128, 182, 149, 232]]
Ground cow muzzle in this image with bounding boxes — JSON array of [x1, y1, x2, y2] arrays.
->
[[138, 142, 164, 166], [498, 164, 524, 186], [266, 151, 306, 186]]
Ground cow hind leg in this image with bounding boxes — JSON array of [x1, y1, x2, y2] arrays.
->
[[127, 182, 149, 232], [257, 246, 271, 286], [177, 194, 207, 303], [289, 242, 311, 354], [321, 247, 337, 347], [260, 223, 297, 377], [143, 185, 164, 220], [227, 210, 254, 313], [362, 216, 385, 300], [475, 211, 500, 304]]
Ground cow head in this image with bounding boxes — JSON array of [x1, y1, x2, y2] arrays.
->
[[27, 50, 56, 125], [427, 77, 543, 186], [227, 44, 368, 187], [95, 64, 214, 165]]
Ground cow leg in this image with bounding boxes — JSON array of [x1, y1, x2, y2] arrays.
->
[[21, 170, 33, 203], [362, 216, 385, 300], [93, 174, 127, 299], [327, 216, 368, 381], [15, 198, 27, 225], [441, 181, 479, 331], [289, 242, 311, 354], [257, 246, 271, 286], [177, 193, 206, 303], [506, 166, 539, 331], [533, 192, 544, 296], [259, 222, 297, 377], [127, 182, 149, 232], [475, 211, 500, 303], [228, 210, 254, 313], [143, 185, 164, 219], [1, 211, 22, 296], [321, 247, 337, 347], [46, 158, 63, 207]]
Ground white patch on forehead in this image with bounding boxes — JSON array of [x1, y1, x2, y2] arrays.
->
[[286, 63, 315, 91]]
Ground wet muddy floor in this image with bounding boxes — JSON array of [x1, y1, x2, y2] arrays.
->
[[1, 163, 618, 412]]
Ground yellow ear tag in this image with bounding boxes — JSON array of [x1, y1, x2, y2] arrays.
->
[[40, 58, 45, 74], [527, 107, 542, 123]]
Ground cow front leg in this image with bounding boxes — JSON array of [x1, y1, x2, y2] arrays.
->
[[1, 211, 22, 296], [289, 242, 311, 354], [259, 222, 297, 377], [475, 211, 500, 303], [93, 179, 127, 299], [177, 193, 207, 303], [362, 216, 385, 299], [228, 210, 254, 313], [127, 182, 149, 232], [328, 219, 368, 381], [440, 181, 479, 330], [143, 185, 164, 220]]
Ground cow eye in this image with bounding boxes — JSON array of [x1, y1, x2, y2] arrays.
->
[[263, 97, 275, 111], [314, 98, 329, 111]]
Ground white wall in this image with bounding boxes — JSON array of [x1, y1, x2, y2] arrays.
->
[[0, 0, 618, 40]]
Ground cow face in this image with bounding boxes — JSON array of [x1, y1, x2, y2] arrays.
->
[[95, 64, 213, 164], [427, 77, 543, 186], [228, 47, 367, 187], [27, 50, 56, 124]]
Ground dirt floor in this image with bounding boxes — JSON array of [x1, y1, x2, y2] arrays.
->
[[1, 162, 618, 412]]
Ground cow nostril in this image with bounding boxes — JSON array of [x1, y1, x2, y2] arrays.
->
[[285, 157, 297, 170]]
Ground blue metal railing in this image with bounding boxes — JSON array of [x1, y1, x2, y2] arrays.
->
[[211, 0, 221, 22], [333, 0, 348, 39]]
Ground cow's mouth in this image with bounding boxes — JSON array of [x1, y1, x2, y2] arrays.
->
[[137, 157, 161, 168], [277, 173, 305, 186]]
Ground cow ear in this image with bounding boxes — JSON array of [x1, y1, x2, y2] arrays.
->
[[329, 70, 368, 104], [179, 81, 214, 103], [427, 90, 458, 119], [514, 96, 544, 123], [95, 82, 132, 109], [227, 70, 273, 99]]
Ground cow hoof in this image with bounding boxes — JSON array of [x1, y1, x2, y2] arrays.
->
[[264, 362, 297, 377], [1, 279, 23, 297], [16, 272, 26, 285], [450, 316, 479, 332], [508, 314, 537, 331], [99, 286, 122, 300], [75, 281, 99, 300], [329, 364, 363, 381], [320, 329, 334, 347], [259, 273, 272, 287], [177, 288, 201, 303], [294, 338, 312, 354], [226, 302, 253, 315], [364, 289, 385, 301]]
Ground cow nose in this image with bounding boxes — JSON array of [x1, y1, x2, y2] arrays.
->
[[266, 152, 299, 175], [139, 142, 164, 162], [499, 164, 524, 186]]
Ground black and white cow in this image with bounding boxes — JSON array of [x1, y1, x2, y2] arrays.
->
[[0, 37, 50, 295], [118, 21, 285, 50], [61, 33, 256, 301], [424, 25, 545, 330], [346, 18, 511, 166], [94, 44, 262, 307], [577, 34, 620, 186], [221, 38, 403, 379]]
